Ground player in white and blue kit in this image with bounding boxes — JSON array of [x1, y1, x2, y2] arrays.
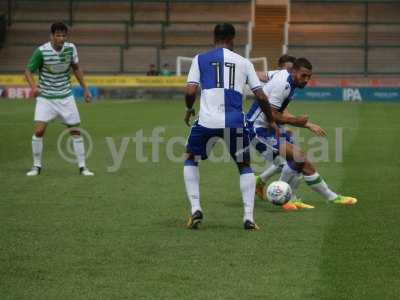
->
[[183, 23, 278, 230], [253, 54, 307, 209], [257, 54, 296, 83], [247, 58, 357, 207]]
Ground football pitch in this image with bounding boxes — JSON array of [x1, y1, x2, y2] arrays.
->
[[1, 99, 399, 299]]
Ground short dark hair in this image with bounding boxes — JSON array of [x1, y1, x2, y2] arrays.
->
[[294, 57, 312, 70], [214, 23, 235, 42], [278, 54, 296, 67], [50, 22, 68, 34]]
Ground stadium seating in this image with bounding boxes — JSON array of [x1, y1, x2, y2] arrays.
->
[[0, 45, 33, 71], [0, 2, 7, 14], [6, 22, 49, 45], [6, 22, 128, 46], [73, 2, 131, 22], [12, 0, 70, 21], [368, 3, 400, 23], [289, 47, 365, 74], [288, 1, 400, 75], [169, 2, 250, 22], [124, 47, 158, 73], [368, 25, 400, 46], [0, 0, 252, 74], [128, 23, 162, 46], [164, 23, 247, 47], [290, 2, 365, 23], [369, 47, 400, 74], [1, 0, 398, 76], [78, 46, 121, 73], [289, 24, 364, 46]]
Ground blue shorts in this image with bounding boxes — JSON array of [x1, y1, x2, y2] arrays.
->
[[248, 124, 294, 160], [186, 121, 251, 163]]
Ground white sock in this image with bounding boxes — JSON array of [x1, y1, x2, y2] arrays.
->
[[288, 173, 303, 200], [72, 136, 86, 168], [32, 135, 43, 167], [259, 164, 280, 183], [183, 165, 201, 214], [240, 173, 256, 222], [304, 172, 338, 201], [259, 156, 285, 183], [279, 163, 298, 183]]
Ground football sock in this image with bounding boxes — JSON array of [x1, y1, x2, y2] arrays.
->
[[32, 135, 43, 168], [259, 156, 285, 183], [183, 162, 201, 214], [304, 172, 338, 201], [279, 163, 298, 183], [288, 173, 303, 200], [259, 164, 279, 183], [72, 136, 86, 168], [240, 169, 256, 222]]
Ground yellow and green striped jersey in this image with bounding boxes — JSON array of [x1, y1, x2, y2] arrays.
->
[[27, 42, 78, 99]]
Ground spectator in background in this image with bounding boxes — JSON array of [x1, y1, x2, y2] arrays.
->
[[160, 63, 173, 76], [146, 64, 159, 76]]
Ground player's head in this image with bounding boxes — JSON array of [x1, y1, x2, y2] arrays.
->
[[292, 57, 312, 89], [278, 54, 296, 71], [214, 23, 235, 49], [50, 22, 68, 49]]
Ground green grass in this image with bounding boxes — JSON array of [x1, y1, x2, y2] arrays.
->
[[0, 99, 399, 299]]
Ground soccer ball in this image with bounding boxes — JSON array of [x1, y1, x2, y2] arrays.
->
[[266, 181, 292, 205]]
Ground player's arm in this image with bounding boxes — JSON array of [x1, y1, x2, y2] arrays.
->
[[253, 89, 275, 125], [71, 63, 91, 103], [70, 44, 91, 103], [252, 89, 280, 138], [266, 82, 309, 127], [25, 69, 40, 98], [256, 71, 267, 82], [184, 84, 197, 126], [272, 108, 308, 127], [184, 55, 200, 126], [25, 48, 43, 98], [278, 108, 326, 136], [246, 61, 277, 126]]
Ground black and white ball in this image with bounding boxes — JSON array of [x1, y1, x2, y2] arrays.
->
[[266, 181, 292, 205]]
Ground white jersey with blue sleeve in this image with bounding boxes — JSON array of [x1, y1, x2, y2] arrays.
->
[[266, 70, 280, 81], [187, 47, 262, 128], [247, 69, 296, 128]]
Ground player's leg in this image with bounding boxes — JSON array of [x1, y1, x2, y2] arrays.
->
[[282, 142, 357, 205], [269, 130, 304, 210], [257, 128, 294, 185], [281, 167, 314, 209], [251, 127, 302, 210], [287, 172, 303, 200], [184, 122, 217, 229], [27, 97, 57, 176], [26, 122, 48, 176], [258, 156, 285, 183], [68, 126, 94, 176], [282, 143, 335, 199], [250, 127, 279, 201], [237, 161, 259, 230], [59, 96, 93, 175], [184, 152, 202, 229], [227, 127, 259, 230]]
